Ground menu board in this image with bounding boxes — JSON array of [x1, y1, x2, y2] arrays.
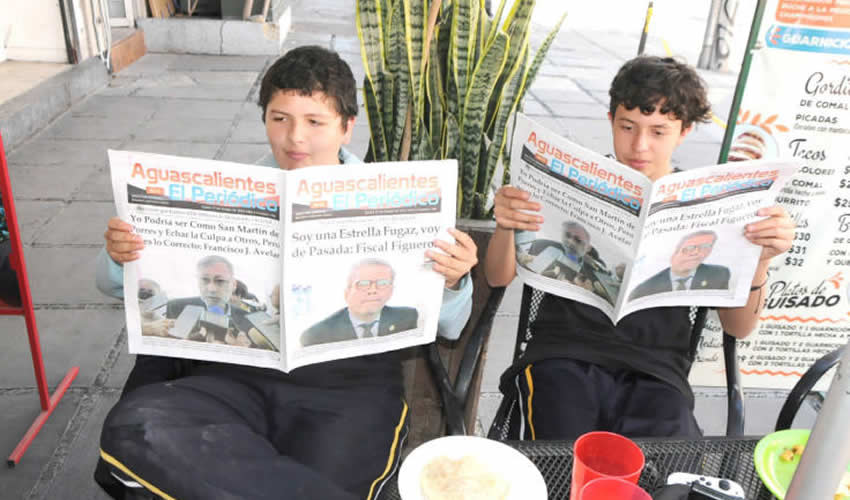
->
[[690, 0, 850, 391]]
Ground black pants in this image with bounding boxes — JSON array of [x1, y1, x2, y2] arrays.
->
[[98, 363, 407, 500], [95, 355, 192, 499], [513, 358, 702, 440]]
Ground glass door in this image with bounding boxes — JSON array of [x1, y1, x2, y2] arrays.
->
[[108, 0, 135, 27]]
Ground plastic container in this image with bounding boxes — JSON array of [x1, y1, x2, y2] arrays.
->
[[570, 431, 645, 500], [579, 477, 652, 500]]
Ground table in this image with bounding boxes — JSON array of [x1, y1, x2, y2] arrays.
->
[[379, 436, 774, 499]]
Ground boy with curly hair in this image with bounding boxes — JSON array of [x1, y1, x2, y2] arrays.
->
[[485, 56, 795, 439]]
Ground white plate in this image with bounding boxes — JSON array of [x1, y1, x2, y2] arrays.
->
[[398, 436, 547, 500]]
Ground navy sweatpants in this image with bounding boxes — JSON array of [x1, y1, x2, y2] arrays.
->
[[94, 355, 193, 499], [512, 358, 702, 440], [99, 363, 407, 500]]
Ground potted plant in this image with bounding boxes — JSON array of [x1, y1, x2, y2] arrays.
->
[[356, 0, 566, 444], [356, 0, 565, 219]]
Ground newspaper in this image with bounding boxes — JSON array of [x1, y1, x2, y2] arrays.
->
[[108, 150, 456, 372], [511, 114, 799, 323]]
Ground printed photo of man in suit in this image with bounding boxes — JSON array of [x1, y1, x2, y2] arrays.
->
[[300, 258, 418, 347], [156, 255, 255, 346], [628, 230, 730, 301]]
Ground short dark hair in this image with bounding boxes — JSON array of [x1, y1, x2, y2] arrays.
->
[[258, 45, 358, 129], [609, 56, 711, 130]]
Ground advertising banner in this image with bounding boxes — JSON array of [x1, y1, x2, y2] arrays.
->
[[690, 0, 850, 390]]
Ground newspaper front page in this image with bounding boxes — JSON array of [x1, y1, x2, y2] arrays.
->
[[510, 114, 798, 323], [110, 150, 283, 369], [279, 161, 456, 370], [109, 151, 456, 372]]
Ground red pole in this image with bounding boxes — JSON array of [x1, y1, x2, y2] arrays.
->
[[0, 134, 50, 409], [0, 133, 79, 467], [7, 367, 79, 467]]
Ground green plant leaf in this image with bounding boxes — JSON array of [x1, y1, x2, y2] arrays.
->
[[356, 0, 386, 84], [517, 9, 567, 105], [444, 111, 460, 161], [450, 0, 478, 121], [477, 0, 487, 62], [485, 0, 508, 48], [437, 6, 456, 117], [390, 70, 410, 160], [378, 0, 390, 26], [500, 0, 534, 93], [402, 0, 426, 138], [437, 1, 451, 79], [459, 31, 509, 217], [383, 0, 394, 44], [426, 40, 444, 154], [363, 75, 389, 162], [482, 0, 533, 137], [467, 0, 481, 95], [414, 119, 433, 160], [470, 140, 489, 217], [380, 71, 396, 158], [386, 0, 407, 75], [481, 38, 528, 194], [443, 112, 461, 214], [502, 0, 534, 34]]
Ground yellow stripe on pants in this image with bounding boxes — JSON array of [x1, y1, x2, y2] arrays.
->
[[524, 364, 536, 440], [367, 400, 409, 500], [99, 448, 176, 500]]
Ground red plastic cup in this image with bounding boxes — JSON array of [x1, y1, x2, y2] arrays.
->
[[570, 431, 645, 500], [579, 477, 652, 500]]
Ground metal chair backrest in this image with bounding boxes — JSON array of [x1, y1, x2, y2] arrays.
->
[[774, 345, 845, 431]]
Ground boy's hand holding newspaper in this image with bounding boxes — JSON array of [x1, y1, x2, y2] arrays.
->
[[427, 228, 477, 290], [745, 205, 794, 262], [104, 216, 144, 263], [494, 186, 543, 232]]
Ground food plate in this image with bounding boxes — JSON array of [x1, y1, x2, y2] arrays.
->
[[754, 429, 850, 499], [398, 435, 547, 500]]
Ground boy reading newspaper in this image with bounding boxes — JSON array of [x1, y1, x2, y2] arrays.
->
[[93, 46, 476, 500], [485, 56, 795, 441]]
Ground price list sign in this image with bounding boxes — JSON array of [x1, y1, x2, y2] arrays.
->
[[690, 0, 850, 390]]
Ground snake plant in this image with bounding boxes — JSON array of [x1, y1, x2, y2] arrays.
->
[[356, 0, 566, 219]]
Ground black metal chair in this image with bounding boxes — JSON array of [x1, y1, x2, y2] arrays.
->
[[774, 345, 845, 431], [425, 286, 507, 435], [486, 284, 747, 440], [408, 223, 508, 440]]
